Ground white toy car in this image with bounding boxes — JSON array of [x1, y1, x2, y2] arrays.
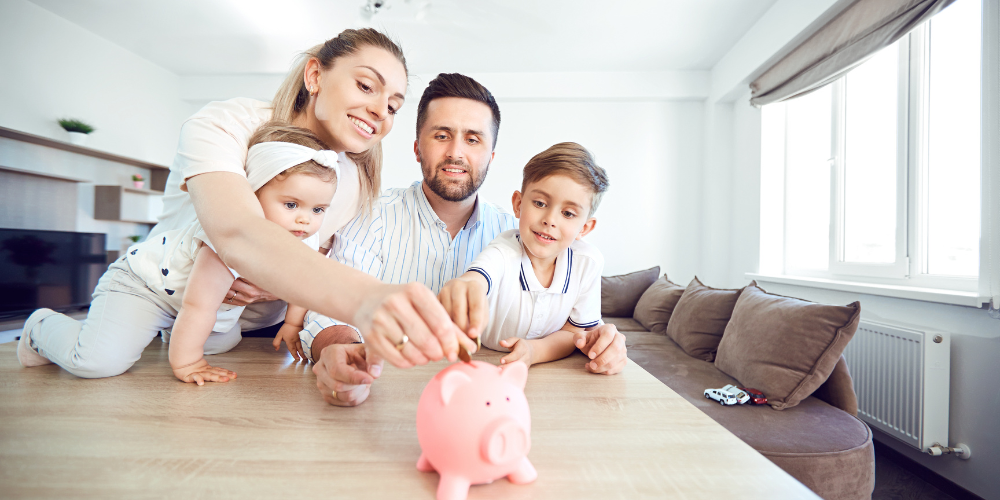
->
[[704, 385, 751, 406], [704, 388, 739, 405]]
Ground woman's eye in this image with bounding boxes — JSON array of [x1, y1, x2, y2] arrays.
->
[[313, 207, 325, 214], [284, 202, 297, 210], [357, 81, 373, 93], [387, 105, 397, 116], [533, 200, 545, 208]]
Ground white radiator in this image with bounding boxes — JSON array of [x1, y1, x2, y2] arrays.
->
[[842, 320, 951, 452]]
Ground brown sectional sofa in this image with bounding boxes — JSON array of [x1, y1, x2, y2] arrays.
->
[[603, 268, 875, 500]]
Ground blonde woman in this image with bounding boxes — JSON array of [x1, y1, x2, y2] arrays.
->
[[20, 29, 473, 405]]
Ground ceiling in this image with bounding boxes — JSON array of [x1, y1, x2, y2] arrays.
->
[[29, 0, 777, 76]]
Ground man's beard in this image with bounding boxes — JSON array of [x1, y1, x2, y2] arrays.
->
[[423, 158, 489, 202]]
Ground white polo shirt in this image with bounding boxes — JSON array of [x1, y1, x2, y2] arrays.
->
[[467, 229, 603, 352]]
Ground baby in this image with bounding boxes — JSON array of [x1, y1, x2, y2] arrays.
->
[[439, 142, 614, 369], [17, 123, 338, 384]]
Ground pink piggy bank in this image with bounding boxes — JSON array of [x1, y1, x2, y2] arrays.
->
[[416, 360, 536, 500]]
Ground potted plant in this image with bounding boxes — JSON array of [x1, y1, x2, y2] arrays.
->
[[132, 174, 144, 189], [127, 235, 142, 243], [57, 118, 95, 146]]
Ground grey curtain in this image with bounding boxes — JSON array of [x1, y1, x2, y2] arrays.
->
[[750, 0, 956, 107]]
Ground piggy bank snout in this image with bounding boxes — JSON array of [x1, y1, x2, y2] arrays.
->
[[480, 417, 530, 465]]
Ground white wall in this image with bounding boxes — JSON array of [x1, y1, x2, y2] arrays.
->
[[706, 3, 1000, 497], [0, 0, 188, 166], [375, 72, 707, 278]]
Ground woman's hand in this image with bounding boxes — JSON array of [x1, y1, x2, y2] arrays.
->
[[225, 278, 279, 306], [499, 338, 534, 369], [352, 282, 477, 368], [171, 358, 237, 386]]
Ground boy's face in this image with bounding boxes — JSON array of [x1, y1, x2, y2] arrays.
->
[[512, 174, 597, 265], [256, 173, 336, 240]]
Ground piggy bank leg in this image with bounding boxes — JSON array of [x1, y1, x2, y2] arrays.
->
[[436, 474, 471, 500], [417, 452, 435, 472], [506, 457, 537, 484]]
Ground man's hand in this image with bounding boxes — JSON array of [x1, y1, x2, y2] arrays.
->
[[498, 337, 534, 368], [172, 358, 237, 386], [272, 323, 306, 361], [438, 274, 489, 344], [313, 343, 383, 407], [353, 282, 477, 368], [225, 278, 279, 307], [573, 324, 627, 375]]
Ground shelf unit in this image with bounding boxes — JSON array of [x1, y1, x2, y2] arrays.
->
[[0, 126, 170, 191]]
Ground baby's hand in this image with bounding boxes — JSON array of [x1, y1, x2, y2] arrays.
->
[[273, 323, 306, 361], [438, 275, 488, 344], [172, 358, 236, 386], [499, 337, 534, 369]]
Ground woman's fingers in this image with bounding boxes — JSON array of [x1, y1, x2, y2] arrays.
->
[[402, 283, 463, 362]]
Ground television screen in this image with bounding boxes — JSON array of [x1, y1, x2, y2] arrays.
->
[[0, 229, 106, 318]]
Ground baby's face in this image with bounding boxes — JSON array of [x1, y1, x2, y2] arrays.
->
[[256, 173, 337, 240], [512, 174, 596, 264]]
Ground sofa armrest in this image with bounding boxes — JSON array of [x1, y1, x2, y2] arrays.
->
[[810, 355, 858, 415]]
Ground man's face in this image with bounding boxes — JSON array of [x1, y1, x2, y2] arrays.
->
[[414, 97, 495, 202]]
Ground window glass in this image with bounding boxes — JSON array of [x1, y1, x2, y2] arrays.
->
[[842, 43, 900, 263], [926, 0, 982, 276], [784, 85, 833, 271]]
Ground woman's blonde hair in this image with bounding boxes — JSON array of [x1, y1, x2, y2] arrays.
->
[[248, 122, 338, 190], [271, 28, 407, 212]]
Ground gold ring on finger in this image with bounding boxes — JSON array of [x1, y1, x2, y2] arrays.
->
[[395, 334, 409, 351], [332, 390, 338, 400]]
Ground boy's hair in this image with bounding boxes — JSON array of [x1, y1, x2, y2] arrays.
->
[[247, 122, 337, 190], [521, 142, 609, 217], [416, 73, 501, 148]]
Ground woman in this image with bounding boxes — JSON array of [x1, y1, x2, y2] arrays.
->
[[21, 29, 466, 404]]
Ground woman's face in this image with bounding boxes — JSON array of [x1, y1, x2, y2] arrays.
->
[[308, 46, 407, 154]]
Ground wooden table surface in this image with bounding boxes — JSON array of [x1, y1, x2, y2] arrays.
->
[[0, 338, 818, 499]]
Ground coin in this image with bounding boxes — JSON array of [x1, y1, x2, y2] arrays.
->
[[458, 345, 471, 363]]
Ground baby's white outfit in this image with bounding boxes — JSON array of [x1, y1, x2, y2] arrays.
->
[[466, 229, 604, 352]]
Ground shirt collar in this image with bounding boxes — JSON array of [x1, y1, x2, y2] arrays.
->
[[516, 231, 573, 294], [413, 181, 483, 231]]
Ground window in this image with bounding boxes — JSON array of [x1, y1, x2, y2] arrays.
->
[[760, 0, 983, 293]]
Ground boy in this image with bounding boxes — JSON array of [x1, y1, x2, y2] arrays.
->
[[439, 142, 619, 371]]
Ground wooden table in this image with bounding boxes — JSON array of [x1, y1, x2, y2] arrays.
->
[[0, 339, 818, 499]]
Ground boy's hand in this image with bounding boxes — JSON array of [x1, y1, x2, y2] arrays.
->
[[273, 323, 306, 361], [438, 275, 489, 346], [172, 358, 237, 386], [499, 337, 534, 369], [573, 324, 627, 375]]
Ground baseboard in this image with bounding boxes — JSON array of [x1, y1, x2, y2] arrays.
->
[[873, 439, 984, 500]]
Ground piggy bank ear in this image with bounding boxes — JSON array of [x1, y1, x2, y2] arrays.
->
[[500, 361, 528, 390], [440, 370, 473, 406]]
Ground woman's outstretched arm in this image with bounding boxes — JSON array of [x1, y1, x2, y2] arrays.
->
[[186, 171, 466, 364]]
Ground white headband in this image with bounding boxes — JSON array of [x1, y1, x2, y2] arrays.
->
[[246, 142, 341, 192]]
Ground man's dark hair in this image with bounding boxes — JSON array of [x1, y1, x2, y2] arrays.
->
[[416, 73, 500, 148]]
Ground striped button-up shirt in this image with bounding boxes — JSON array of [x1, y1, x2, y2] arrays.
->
[[299, 181, 517, 359]]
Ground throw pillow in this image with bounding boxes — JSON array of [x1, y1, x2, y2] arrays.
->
[[714, 283, 861, 410], [600, 266, 660, 317], [633, 275, 685, 332], [664, 277, 743, 362]]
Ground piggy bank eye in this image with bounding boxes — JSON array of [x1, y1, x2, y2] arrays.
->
[[506, 397, 510, 402], [486, 401, 491, 406]]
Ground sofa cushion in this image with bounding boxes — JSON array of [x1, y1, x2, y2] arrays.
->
[[663, 277, 743, 362], [600, 266, 660, 317], [633, 275, 685, 333], [625, 330, 874, 500], [714, 283, 861, 410]]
